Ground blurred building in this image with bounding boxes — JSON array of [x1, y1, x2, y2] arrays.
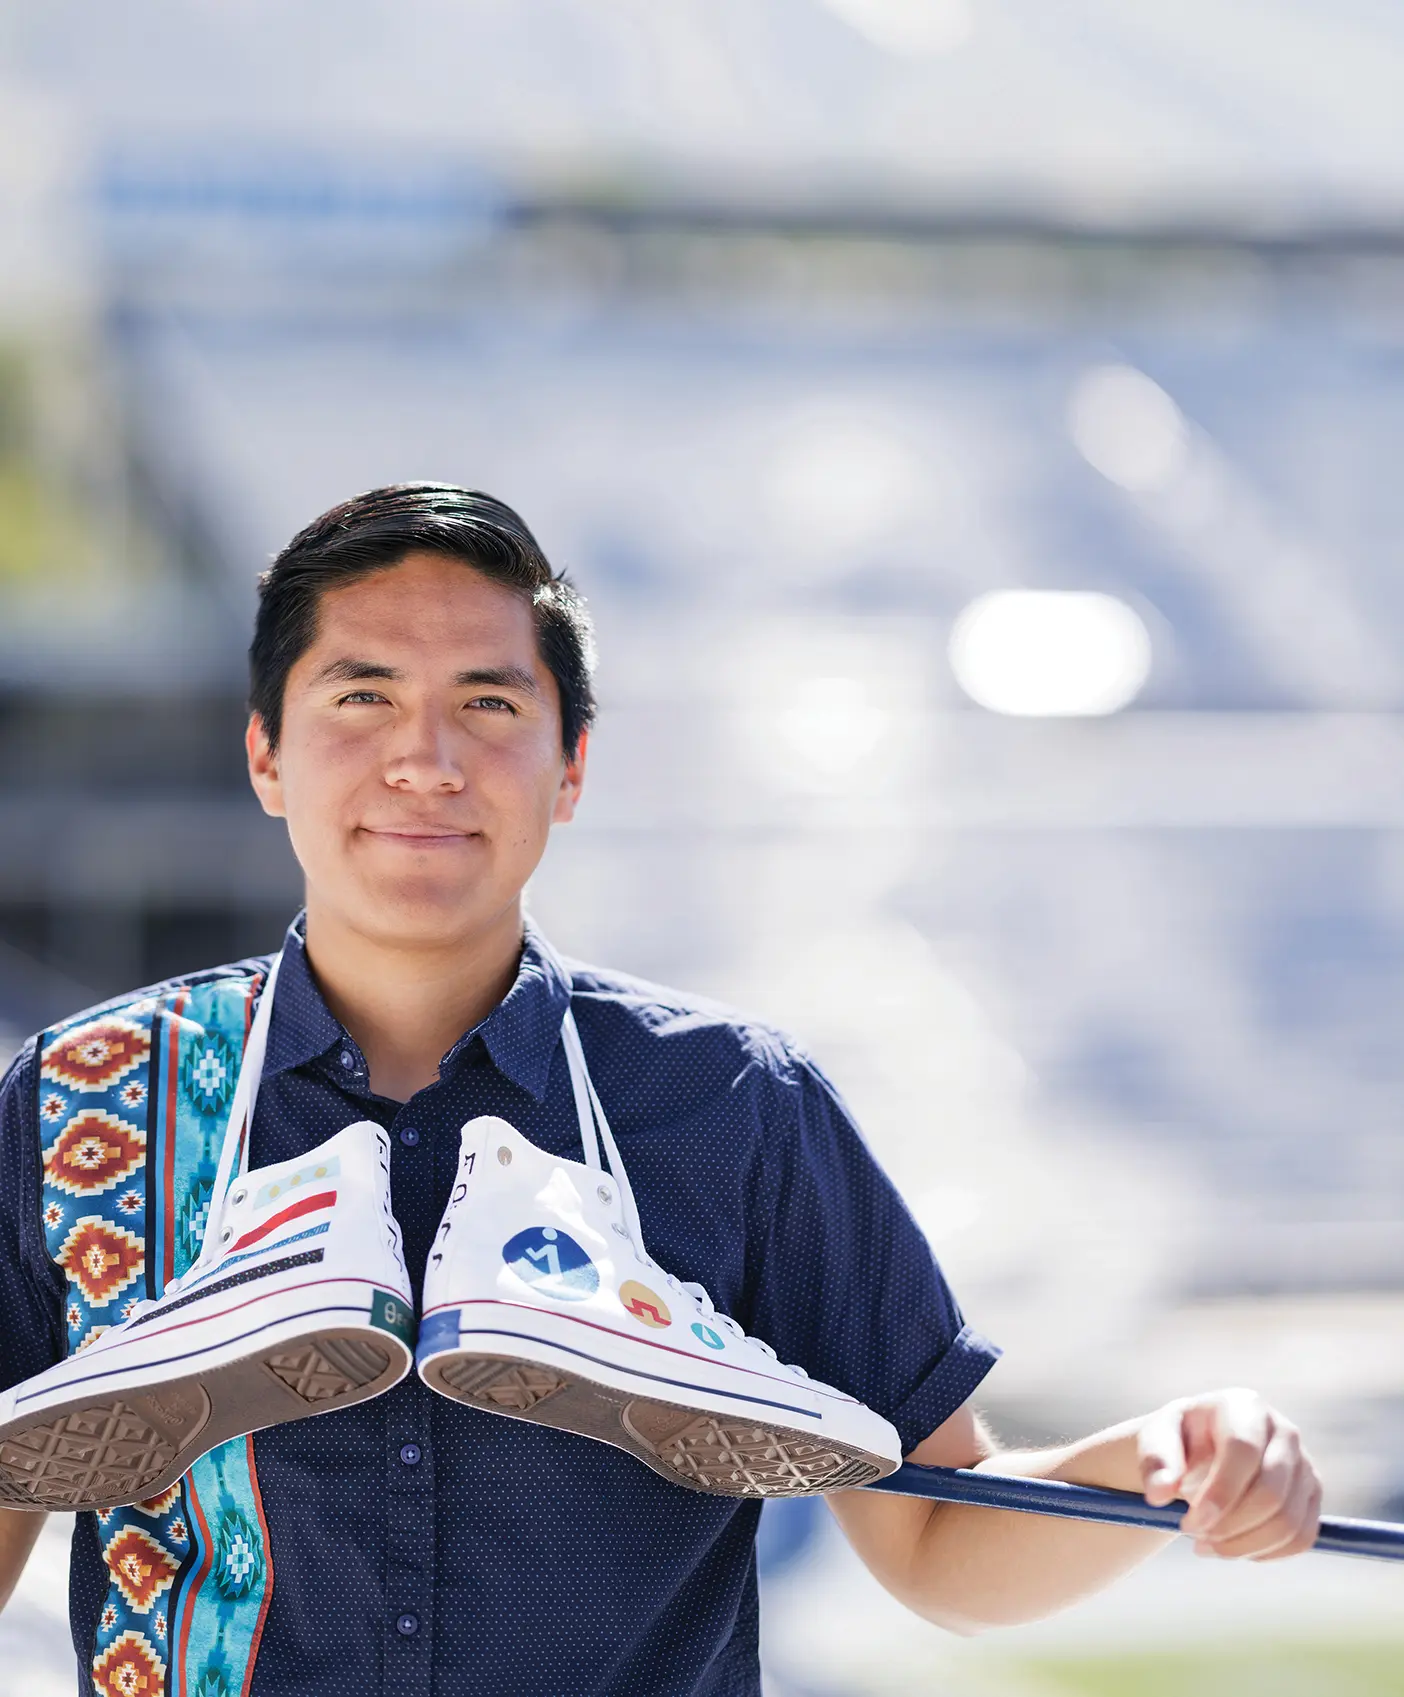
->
[[3, 5, 1404, 1692]]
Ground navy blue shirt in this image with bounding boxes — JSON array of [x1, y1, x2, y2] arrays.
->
[[0, 921, 999, 1696]]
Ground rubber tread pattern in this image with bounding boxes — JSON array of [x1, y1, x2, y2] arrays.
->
[[426, 1349, 887, 1499], [639, 1411, 879, 1497], [438, 1358, 568, 1411], [0, 1398, 199, 1509], [265, 1337, 391, 1403]]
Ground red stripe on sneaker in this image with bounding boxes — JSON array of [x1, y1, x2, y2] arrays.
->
[[230, 1191, 336, 1252]]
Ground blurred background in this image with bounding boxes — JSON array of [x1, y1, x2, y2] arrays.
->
[[2, 2, 1404, 1693]]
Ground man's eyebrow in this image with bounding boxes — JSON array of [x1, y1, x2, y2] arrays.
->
[[311, 659, 542, 694], [453, 666, 542, 696], [313, 659, 403, 685]]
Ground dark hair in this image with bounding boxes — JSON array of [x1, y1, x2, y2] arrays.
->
[[249, 483, 596, 756]]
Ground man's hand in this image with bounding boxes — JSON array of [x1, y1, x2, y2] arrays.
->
[[831, 1388, 1324, 1632], [1138, 1387, 1323, 1561]]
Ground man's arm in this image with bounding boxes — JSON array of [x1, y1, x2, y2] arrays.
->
[[0, 1509, 45, 1615], [829, 1387, 1322, 1633], [0, 1044, 68, 1617]]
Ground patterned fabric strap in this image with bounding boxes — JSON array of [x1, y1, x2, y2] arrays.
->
[[38, 975, 275, 1697]]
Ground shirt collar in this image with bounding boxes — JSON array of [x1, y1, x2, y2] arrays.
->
[[263, 913, 572, 1102], [262, 918, 343, 1077]]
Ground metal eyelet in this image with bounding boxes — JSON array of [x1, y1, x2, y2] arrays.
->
[[611, 1222, 629, 1238], [230, 1188, 247, 1207], [497, 1146, 512, 1165], [220, 1227, 233, 1244], [597, 1186, 612, 1205]]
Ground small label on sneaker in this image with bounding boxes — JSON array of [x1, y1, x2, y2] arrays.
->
[[255, 1156, 341, 1208], [371, 1290, 415, 1345], [417, 1309, 460, 1355]]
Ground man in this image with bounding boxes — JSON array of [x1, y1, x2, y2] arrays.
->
[[0, 484, 1321, 1696]]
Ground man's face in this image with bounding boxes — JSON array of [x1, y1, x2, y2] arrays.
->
[[246, 551, 585, 949]]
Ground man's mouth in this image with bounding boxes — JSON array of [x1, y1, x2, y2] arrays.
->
[[360, 826, 480, 845]]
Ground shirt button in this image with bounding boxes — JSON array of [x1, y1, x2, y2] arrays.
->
[[399, 1442, 421, 1465], [399, 1127, 420, 1147], [396, 1613, 419, 1637], [339, 1050, 355, 1071]]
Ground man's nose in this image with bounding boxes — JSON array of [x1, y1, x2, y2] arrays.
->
[[383, 710, 465, 792]]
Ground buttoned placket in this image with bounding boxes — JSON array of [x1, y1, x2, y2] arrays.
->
[[314, 1029, 438, 1697], [383, 1095, 437, 1697], [252, 925, 573, 1692]]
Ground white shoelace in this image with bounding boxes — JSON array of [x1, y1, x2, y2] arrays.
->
[[562, 1007, 812, 1384], [665, 1265, 811, 1381]]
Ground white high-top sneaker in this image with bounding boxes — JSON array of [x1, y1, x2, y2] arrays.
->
[[0, 961, 414, 1514], [417, 1012, 902, 1499]]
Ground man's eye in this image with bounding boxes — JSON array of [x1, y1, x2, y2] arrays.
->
[[470, 696, 517, 714], [337, 691, 388, 706]]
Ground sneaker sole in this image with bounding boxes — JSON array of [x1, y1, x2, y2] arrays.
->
[[420, 1349, 887, 1498], [0, 1328, 404, 1511]]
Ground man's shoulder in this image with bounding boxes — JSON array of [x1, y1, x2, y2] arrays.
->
[[2, 955, 270, 1116], [561, 956, 810, 1088], [28, 956, 272, 1047]]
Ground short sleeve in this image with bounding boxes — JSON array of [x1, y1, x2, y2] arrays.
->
[[746, 1051, 1000, 1455], [0, 1042, 66, 1392]]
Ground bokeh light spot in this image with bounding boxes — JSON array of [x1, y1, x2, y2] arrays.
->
[[948, 590, 1152, 716], [1068, 363, 1189, 493]]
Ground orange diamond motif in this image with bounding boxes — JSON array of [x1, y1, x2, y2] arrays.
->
[[42, 1018, 151, 1093], [46, 1110, 146, 1197], [132, 1482, 182, 1518], [103, 1526, 179, 1614], [92, 1628, 166, 1697], [58, 1216, 145, 1307]]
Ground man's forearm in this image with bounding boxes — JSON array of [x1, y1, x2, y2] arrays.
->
[[833, 1419, 1170, 1633], [931, 1421, 1171, 1629], [0, 1508, 45, 1615]]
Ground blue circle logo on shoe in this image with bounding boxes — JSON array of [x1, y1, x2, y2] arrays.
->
[[502, 1226, 599, 1301], [691, 1322, 725, 1350]]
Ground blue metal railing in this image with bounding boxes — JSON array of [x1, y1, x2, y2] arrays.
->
[[866, 1462, 1404, 1562]]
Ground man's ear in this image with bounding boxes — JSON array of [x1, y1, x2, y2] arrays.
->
[[246, 714, 287, 819], [552, 729, 588, 825]]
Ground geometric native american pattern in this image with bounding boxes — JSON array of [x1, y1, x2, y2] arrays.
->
[[45, 1108, 146, 1197], [40, 972, 275, 1697], [91, 1626, 167, 1697], [41, 1016, 151, 1093], [105, 1524, 181, 1613], [56, 1215, 145, 1307]]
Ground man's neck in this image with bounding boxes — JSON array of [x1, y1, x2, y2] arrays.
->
[[301, 901, 525, 1102]]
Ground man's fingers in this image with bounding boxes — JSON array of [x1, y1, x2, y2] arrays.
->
[[1189, 1425, 1299, 1549], [1135, 1391, 1324, 1561], [1197, 1456, 1322, 1561], [1179, 1394, 1271, 1535], [1251, 1474, 1324, 1562], [1136, 1400, 1189, 1505]]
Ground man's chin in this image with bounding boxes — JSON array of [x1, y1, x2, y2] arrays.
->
[[340, 879, 511, 949]]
